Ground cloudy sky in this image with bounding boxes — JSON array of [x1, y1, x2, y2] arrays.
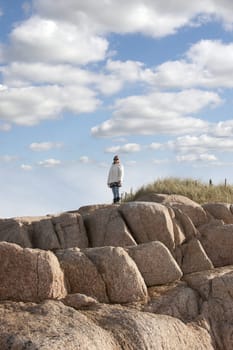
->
[[1, 0, 233, 217]]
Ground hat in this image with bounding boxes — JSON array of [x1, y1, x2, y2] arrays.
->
[[113, 155, 119, 161]]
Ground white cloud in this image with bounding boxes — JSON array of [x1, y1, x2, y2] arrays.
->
[[1, 60, 155, 96], [79, 156, 90, 163], [0, 155, 18, 163], [1, 61, 145, 101], [34, 0, 233, 37], [2, 5, 233, 136], [105, 143, 141, 153], [152, 158, 170, 164], [0, 122, 11, 131], [176, 153, 218, 162], [92, 90, 221, 137], [187, 40, 233, 68], [0, 84, 7, 91], [21, 164, 33, 171], [34, 0, 190, 37], [3, 16, 108, 65], [105, 59, 153, 83], [213, 120, 233, 137], [153, 40, 233, 89], [30, 141, 63, 151], [1, 61, 127, 97], [0, 85, 100, 126], [170, 134, 233, 154], [1, 62, 93, 87], [38, 158, 61, 167], [148, 142, 163, 150], [209, 0, 233, 30]]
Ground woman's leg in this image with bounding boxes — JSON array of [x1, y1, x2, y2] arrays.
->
[[116, 186, 120, 202], [112, 185, 120, 203]]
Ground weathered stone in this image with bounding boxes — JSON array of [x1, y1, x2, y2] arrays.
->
[[119, 201, 175, 251], [203, 202, 233, 224], [199, 223, 233, 267], [83, 303, 214, 350], [181, 238, 214, 274], [31, 217, 60, 250], [162, 195, 209, 227], [174, 245, 183, 267], [135, 193, 209, 227], [126, 241, 182, 286], [135, 192, 170, 203], [20, 212, 89, 250], [169, 207, 186, 246], [84, 206, 136, 247], [0, 218, 31, 247], [62, 293, 98, 309], [144, 281, 200, 322], [184, 265, 233, 350], [78, 204, 112, 218], [0, 300, 119, 350], [56, 248, 108, 303], [52, 212, 88, 248], [172, 207, 199, 241], [183, 265, 233, 300], [0, 242, 66, 302], [85, 246, 148, 303], [220, 323, 233, 350], [3, 194, 233, 349]]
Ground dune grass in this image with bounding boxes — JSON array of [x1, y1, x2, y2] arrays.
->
[[123, 177, 233, 204]]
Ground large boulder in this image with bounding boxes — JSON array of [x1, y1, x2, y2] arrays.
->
[[84, 206, 136, 247], [199, 222, 233, 267], [83, 304, 215, 350], [181, 238, 214, 274], [31, 217, 61, 250], [171, 207, 199, 241], [51, 212, 88, 248], [0, 213, 88, 250], [135, 193, 209, 227], [0, 300, 215, 350], [0, 218, 32, 247], [144, 281, 200, 322], [77, 204, 112, 217], [0, 242, 67, 302], [184, 265, 233, 350], [119, 202, 175, 251], [202, 202, 233, 224], [56, 248, 109, 303], [126, 241, 183, 286], [0, 300, 119, 350], [85, 246, 148, 303], [183, 265, 233, 300], [31, 213, 88, 250]]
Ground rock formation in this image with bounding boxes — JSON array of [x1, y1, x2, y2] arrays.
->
[[1, 195, 233, 349]]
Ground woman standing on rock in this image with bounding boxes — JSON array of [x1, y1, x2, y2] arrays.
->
[[107, 155, 124, 204]]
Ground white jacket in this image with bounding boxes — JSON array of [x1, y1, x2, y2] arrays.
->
[[107, 163, 124, 185]]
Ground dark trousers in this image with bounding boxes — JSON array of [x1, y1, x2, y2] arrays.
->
[[111, 185, 120, 203]]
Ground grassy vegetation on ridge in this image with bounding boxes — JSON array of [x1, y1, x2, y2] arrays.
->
[[123, 177, 233, 204]]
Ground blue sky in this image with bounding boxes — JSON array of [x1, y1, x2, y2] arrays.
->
[[1, 0, 233, 217]]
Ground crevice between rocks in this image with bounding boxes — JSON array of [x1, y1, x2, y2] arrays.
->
[[82, 251, 110, 303]]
